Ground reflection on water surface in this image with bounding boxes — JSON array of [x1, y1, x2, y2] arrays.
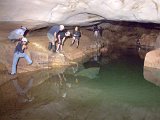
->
[[0, 55, 160, 120]]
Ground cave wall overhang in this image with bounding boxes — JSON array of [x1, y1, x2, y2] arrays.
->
[[0, 0, 160, 29]]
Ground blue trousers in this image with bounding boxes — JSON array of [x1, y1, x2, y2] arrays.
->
[[11, 52, 32, 74]]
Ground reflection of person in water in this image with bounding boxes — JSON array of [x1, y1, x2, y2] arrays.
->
[[52, 63, 79, 98], [98, 26, 103, 37], [136, 39, 141, 52], [12, 77, 34, 103], [54, 69, 69, 98], [57, 72, 67, 98]]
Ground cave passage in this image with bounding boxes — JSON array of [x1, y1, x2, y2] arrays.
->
[[0, 20, 160, 120]]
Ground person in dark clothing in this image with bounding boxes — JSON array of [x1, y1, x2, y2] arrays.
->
[[56, 30, 70, 53], [10, 37, 32, 75], [71, 26, 81, 48], [93, 25, 99, 39]]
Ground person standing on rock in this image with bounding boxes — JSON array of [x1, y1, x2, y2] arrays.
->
[[47, 25, 65, 52], [70, 26, 81, 48], [93, 25, 99, 39], [8, 26, 29, 42], [10, 37, 32, 75]]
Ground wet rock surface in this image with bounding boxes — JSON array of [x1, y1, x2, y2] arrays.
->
[[0, 26, 103, 86], [0, 29, 98, 71]]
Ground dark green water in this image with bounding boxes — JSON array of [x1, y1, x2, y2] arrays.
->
[[88, 55, 160, 107], [1, 54, 160, 120]]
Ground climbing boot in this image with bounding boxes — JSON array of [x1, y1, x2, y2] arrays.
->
[[48, 42, 52, 50], [52, 45, 56, 52]]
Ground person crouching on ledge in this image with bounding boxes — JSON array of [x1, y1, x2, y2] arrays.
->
[[10, 37, 32, 75], [56, 30, 70, 53]]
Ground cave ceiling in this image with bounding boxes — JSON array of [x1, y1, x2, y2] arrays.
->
[[0, 0, 160, 30]]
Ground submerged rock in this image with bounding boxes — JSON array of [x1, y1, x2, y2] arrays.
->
[[75, 67, 100, 79]]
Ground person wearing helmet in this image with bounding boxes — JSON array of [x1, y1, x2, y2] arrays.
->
[[70, 26, 81, 48], [47, 25, 64, 52], [8, 26, 29, 42], [10, 37, 32, 75]]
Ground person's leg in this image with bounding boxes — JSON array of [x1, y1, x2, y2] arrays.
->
[[59, 39, 63, 51], [60, 44, 63, 51], [48, 42, 52, 50], [52, 34, 57, 52], [60, 39, 63, 51], [52, 38, 56, 52], [23, 53, 32, 65], [62, 73, 67, 81], [71, 37, 75, 46], [47, 33, 53, 50], [56, 43, 60, 52], [58, 73, 63, 86], [12, 79, 24, 95], [62, 38, 65, 46], [11, 53, 20, 74], [23, 77, 33, 93], [52, 44, 56, 52], [76, 39, 79, 48]]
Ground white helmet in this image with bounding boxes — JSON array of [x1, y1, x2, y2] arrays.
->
[[21, 37, 28, 42], [59, 25, 64, 31]]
